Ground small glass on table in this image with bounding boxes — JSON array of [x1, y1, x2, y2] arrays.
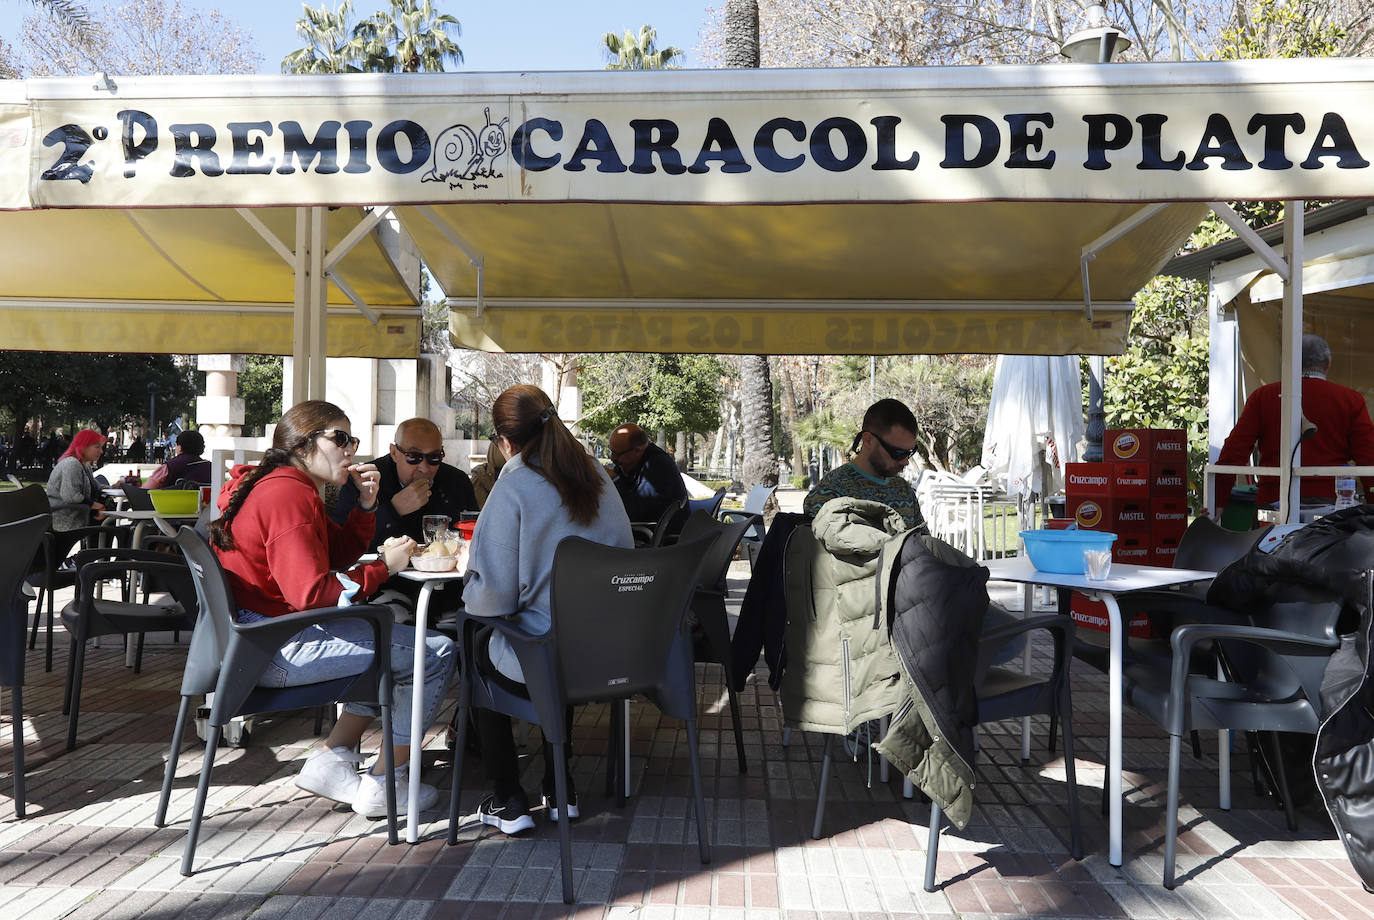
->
[[1083, 548, 1112, 582], [422, 514, 451, 544]]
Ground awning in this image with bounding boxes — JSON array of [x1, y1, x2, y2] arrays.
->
[[6, 60, 1374, 358]]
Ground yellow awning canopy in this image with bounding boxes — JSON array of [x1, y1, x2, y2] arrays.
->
[[0, 206, 421, 357]]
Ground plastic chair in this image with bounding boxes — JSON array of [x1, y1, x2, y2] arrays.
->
[[122, 483, 156, 511], [25, 511, 127, 673], [447, 535, 714, 904], [687, 486, 727, 519], [0, 491, 50, 818], [675, 509, 755, 773], [60, 545, 198, 750], [155, 527, 398, 875], [721, 484, 776, 568], [631, 497, 688, 548], [1121, 576, 1360, 888], [923, 612, 1082, 890]]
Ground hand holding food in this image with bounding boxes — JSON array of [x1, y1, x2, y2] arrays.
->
[[380, 535, 417, 575], [349, 462, 382, 509]]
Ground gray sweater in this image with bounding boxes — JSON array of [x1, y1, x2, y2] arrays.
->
[[45, 455, 98, 531], [463, 451, 633, 682]]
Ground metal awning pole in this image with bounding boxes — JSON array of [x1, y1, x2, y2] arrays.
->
[[308, 207, 328, 401], [1280, 202, 1305, 521], [291, 207, 310, 406]]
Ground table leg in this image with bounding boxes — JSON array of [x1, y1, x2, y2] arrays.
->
[[1020, 583, 1033, 760], [1099, 591, 1124, 866], [124, 521, 150, 667], [407, 581, 433, 844]]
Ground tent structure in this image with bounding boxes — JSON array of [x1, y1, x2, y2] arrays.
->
[[4, 59, 1374, 500], [1163, 199, 1374, 511]]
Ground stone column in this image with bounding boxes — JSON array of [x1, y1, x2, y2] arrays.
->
[[197, 354, 246, 438]]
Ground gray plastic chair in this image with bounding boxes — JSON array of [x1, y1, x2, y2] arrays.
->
[[155, 527, 397, 875], [448, 535, 714, 904], [0, 489, 51, 817], [1121, 574, 1364, 888]]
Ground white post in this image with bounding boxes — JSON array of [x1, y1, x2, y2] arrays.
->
[[308, 207, 328, 401], [1279, 202, 1305, 521], [291, 207, 310, 406]]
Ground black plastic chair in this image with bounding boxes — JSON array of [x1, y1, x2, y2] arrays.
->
[[721, 484, 775, 568], [60, 545, 198, 750], [0, 489, 51, 818], [122, 483, 156, 511], [155, 527, 398, 875], [923, 612, 1082, 891], [447, 535, 714, 904], [631, 497, 689, 548], [1121, 575, 1361, 889], [687, 487, 726, 519], [674, 509, 754, 773], [26, 516, 127, 673]]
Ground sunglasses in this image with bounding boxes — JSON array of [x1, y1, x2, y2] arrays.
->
[[314, 429, 360, 451], [863, 429, 915, 462], [397, 445, 445, 466]]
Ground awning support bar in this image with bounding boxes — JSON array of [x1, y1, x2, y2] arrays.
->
[[1080, 203, 1170, 321], [418, 205, 485, 318], [1208, 201, 1290, 282], [326, 271, 378, 325], [323, 206, 393, 274], [235, 208, 295, 266]]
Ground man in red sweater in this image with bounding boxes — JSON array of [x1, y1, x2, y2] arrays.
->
[[1216, 334, 1374, 508]]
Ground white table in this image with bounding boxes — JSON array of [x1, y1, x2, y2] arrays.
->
[[394, 563, 466, 843], [982, 557, 1216, 866]]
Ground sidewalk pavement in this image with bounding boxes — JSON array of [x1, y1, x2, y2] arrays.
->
[[1, 500, 1371, 919]]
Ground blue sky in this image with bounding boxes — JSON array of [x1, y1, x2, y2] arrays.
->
[[2, 1, 716, 73]]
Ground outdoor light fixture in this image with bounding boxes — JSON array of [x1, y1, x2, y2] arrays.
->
[[1059, 3, 1131, 63]]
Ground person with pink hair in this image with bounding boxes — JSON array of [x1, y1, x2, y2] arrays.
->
[[45, 429, 109, 532]]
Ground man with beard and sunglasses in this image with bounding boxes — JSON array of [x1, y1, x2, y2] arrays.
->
[[332, 418, 477, 553], [803, 398, 928, 532]]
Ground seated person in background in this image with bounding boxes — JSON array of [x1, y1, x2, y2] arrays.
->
[[469, 437, 507, 509], [332, 418, 477, 552], [46, 429, 109, 533], [804, 398, 928, 533], [464, 386, 633, 834], [1216, 333, 1374, 508], [607, 422, 687, 522], [143, 429, 211, 489]]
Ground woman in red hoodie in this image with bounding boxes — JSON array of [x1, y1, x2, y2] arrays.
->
[[210, 400, 454, 819]]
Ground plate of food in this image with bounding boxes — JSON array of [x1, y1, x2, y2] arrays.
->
[[407, 536, 466, 572]]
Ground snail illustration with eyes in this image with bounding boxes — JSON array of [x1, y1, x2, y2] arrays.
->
[[422, 107, 510, 187]]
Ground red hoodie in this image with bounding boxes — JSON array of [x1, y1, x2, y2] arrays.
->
[[214, 463, 389, 617]]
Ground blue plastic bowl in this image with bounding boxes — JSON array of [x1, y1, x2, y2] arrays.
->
[[1019, 530, 1117, 574]]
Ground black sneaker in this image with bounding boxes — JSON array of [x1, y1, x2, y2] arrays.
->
[[476, 794, 535, 835], [541, 791, 580, 822]]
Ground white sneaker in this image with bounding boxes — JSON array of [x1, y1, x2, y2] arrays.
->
[[295, 746, 365, 804], [353, 765, 438, 819]]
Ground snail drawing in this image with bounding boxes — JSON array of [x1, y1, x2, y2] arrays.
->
[[422, 107, 510, 187]]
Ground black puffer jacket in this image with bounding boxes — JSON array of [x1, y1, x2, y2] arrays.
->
[[872, 529, 990, 829], [1207, 505, 1374, 888]]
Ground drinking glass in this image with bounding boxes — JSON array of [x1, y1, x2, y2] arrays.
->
[[1083, 548, 1112, 581], [1336, 475, 1358, 509], [422, 514, 450, 544]]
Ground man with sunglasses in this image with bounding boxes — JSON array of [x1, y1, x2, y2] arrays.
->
[[803, 399, 928, 532], [332, 417, 477, 554], [607, 422, 688, 523]]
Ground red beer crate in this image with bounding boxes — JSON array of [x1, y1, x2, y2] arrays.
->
[[1112, 462, 1152, 498], [1152, 429, 1187, 462], [1151, 533, 1183, 567], [1151, 497, 1189, 540], [1065, 462, 1114, 497], [1070, 594, 1154, 638], [1112, 499, 1151, 533], [1151, 462, 1188, 496], [1112, 533, 1151, 564], [1104, 429, 1153, 462], [1067, 495, 1113, 531]]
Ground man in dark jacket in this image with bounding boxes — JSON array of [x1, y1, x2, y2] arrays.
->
[[607, 422, 687, 522], [332, 417, 477, 552]]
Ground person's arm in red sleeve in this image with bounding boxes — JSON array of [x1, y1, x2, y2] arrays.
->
[[326, 505, 377, 569], [265, 521, 390, 612], [1215, 390, 1266, 507]]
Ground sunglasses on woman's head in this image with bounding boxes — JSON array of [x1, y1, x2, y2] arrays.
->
[[314, 429, 360, 451], [398, 446, 445, 466]]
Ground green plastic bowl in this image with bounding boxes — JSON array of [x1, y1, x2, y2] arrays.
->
[[149, 489, 199, 515]]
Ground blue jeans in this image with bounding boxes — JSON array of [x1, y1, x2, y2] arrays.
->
[[238, 610, 455, 747]]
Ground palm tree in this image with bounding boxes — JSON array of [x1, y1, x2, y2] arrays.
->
[[722, 0, 779, 498], [283, 0, 462, 76], [356, 0, 462, 73], [602, 24, 683, 70], [282, 0, 361, 74], [24, 0, 96, 48]]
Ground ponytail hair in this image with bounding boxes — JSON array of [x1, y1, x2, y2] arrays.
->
[[492, 385, 602, 526], [209, 400, 348, 551]]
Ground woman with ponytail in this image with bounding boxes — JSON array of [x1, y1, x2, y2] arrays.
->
[[211, 400, 454, 819], [463, 384, 633, 834]]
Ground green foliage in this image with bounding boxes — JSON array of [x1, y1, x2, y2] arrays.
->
[[239, 355, 284, 437], [579, 354, 727, 438], [603, 24, 683, 70], [792, 406, 852, 454], [1217, 0, 1346, 60], [0, 352, 195, 437], [283, 0, 461, 75]]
